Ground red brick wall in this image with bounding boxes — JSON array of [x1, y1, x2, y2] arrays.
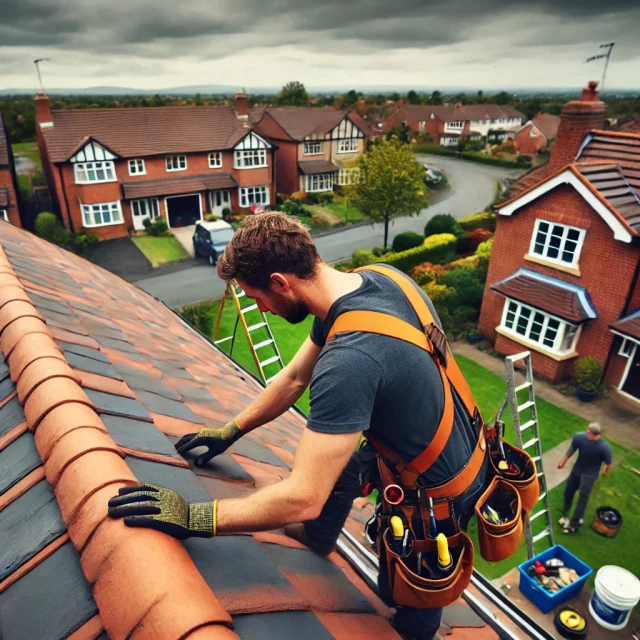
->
[[514, 124, 545, 156], [0, 167, 21, 228], [479, 184, 640, 382], [254, 114, 300, 196]]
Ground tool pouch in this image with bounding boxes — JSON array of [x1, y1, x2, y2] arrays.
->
[[475, 477, 523, 562], [487, 429, 540, 514], [380, 528, 474, 609]]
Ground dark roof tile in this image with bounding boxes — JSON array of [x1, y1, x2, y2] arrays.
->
[[265, 108, 346, 141], [65, 351, 123, 379], [101, 414, 177, 456], [610, 308, 640, 341], [88, 390, 152, 421], [0, 396, 25, 436], [231, 438, 290, 469], [298, 160, 339, 175], [122, 172, 238, 199], [134, 389, 203, 422], [233, 611, 334, 640], [0, 433, 42, 495]]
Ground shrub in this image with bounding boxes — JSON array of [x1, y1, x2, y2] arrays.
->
[[447, 255, 481, 271], [573, 357, 602, 393], [458, 228, 493, 254], [316, 192, 335, 205], [35, 212, 59, 240], [392, 231, 425, 252], [142, 217, 153, 229], [421, 281, 455, 304], [148, 218, 169, 236], [306, 192, 319, 205], [221, 207, 232, 217], [334, 260, 353, 272], [440, 268, 485, 311], [352, 249, 375, 268], [178, 302, 215, 336], [372, 245, 391, 257], [379, 233, 457, 272], [475, 237, 493, 259], [71, 233, 99, 256], [424, 214, 464, 238], [276, 193, 288, 205], [291, 191, 307, 202], [459, 211, 496, 232], [412, 143, 457, 157], [409, 262, 439, 286], [205, 214, 220, 222], [464, 140, 485, 152], [311, 209, 341, 227]]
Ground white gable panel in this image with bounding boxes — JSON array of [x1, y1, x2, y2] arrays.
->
[[70, 140, 117, 163], [234, 132, 271, 150]]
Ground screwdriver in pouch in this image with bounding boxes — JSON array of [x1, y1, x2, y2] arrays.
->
[[390, 516, 410, 557], [495, 420, 508, 471]]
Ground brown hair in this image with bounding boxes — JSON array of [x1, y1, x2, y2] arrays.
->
[[217, 212, 321, 289]]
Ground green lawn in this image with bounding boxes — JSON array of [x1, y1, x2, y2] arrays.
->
[[325, 200, 367, 223], [131, 236, 188, 267], [12, 142, 43, 170]]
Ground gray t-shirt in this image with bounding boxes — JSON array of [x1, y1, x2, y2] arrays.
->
[[308, 266, 478, 486], [566, 432, 612, 474]]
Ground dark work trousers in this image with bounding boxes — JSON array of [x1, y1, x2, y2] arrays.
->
[[563, 468, 598, 522], [304, 446, 489, 640]]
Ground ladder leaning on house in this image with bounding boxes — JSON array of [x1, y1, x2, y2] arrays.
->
[[497, 351, 555, 559], [212, 280, 286, 385]]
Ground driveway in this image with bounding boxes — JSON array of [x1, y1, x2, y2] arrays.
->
[[88, 237, 154, 281], [134, 155, 523, 308], [14, 156, 39, 175], [171, 224, 196, 257]]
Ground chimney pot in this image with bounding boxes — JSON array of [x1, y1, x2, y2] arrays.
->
[[35, 92, 53, 127], [234, 92, 249, 118]]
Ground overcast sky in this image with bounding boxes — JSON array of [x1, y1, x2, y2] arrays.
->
[[2, 0, 639, 92]]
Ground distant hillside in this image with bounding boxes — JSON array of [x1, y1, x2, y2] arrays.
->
[[0, 84, 250, 96]]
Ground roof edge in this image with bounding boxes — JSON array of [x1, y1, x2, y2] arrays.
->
[[0, 243, 236, 639]]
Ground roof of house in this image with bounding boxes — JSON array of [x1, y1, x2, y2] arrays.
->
[[491, 268, 597, 323], [0, 113, 9, 167], [610, 309, 640, 341], [455, 104, 525, 122], [41, 107, 253, 163], [531, 113, 561, 141], [399, 104, 454, 122], [297, 160, 339, 175], [122, 173, 238, 200], [0, 222, 497, 639], [261, 108, 346, 141], [347, 112, 383, 138]]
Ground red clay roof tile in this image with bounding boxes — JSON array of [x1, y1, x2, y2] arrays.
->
[[0, 299, 45, 334], [0, 285, 31, 310], [314, 612, 401, 639], [76, 370, 137, 398], [1, 316, 51, 357], [17, 357, 81, 404], [8, 333, 65, 382], [24, 377, 94, 429], [0, 420, 28, 453]]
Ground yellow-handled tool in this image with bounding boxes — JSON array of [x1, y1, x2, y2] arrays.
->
[[436, 533, 453, 571], [390, 516, 404, 539]]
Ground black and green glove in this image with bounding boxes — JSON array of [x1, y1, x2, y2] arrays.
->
[[175, 418, 243, 466], [108, 483, 217, 540]]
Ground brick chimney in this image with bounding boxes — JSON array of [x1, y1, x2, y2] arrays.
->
[[35, 92, 53, 128], [234, 92, 249, 119], [548, 81, 606, 170]]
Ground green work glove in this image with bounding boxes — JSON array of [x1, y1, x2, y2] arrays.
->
[[175, 418, 243, 466], [108, 483, 217, 540]]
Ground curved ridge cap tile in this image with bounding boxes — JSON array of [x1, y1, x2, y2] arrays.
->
[[0, 285, 30, 310], [183, 625, 240, 639], [55, 449, 137, 524], [1, 316, 52, 357], [35, 403, 108, 460], [45, 427, 123, 486], [24, 377, 94, 430], [17, 357, 81, 404], [66, 613, 104, 640], [84, 520, 231, 639], [0, 299, 44, 334], [8, 333, 65, 382]]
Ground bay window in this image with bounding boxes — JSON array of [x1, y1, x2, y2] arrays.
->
[[530, 219, 585, 267], [128, 159, 146, 176], [240, 186, 269, 208], [306, 173, 334, 192], [500, 299, 579, 355], [81, 201, 123, 228], [337, 139, 358, 153], [337, 168, 360, 185], [74, 161, 116, 184], [304, 141, 323, 155], [165, 155, 187, 172], [234, 149, 267, 168]]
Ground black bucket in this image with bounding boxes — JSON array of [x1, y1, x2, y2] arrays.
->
[[591, 506, 622, 538]]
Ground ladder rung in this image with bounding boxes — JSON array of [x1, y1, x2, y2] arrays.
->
[[532, 456, 541, 463], [537, 471, 544, 478], [517, 400, 535, 412], [532, 528, 552, 544], [515, 381, 532, 393], [265, 374, 279, 384], [214, 336, 233, 344], [254, 339, 274, 350], [247, 322, 267, 332], [528, 509, 548, 522], [260, 355, 281, 367], [519, 419, 537, 432], [522, 437, 538, 449], [241, 304, 258, 314], [537, 492, 547, 502]]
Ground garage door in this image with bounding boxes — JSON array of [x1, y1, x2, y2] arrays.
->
[[166, 194, 201, 228]]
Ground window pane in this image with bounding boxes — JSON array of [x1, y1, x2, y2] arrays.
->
[[516, 307, 531, 335], [87, 167, 96, 181], [538, 221, 549, 233], [567, 228, 580, 241]]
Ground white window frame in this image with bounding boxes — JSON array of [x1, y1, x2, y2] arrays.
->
[[239, 185, 269, 208], [337, 138, 358, 154], [619, 338, 634, 357], [337, 168, 360, 186], [81, 201, 123, 228], [500, 298, 580, 356], [448, 121, 463, 129], [208, 152, 222, 168], [0, 210, 7, 222], [303, 140, 323, 156], [529, 219, 586, 268], [74, 161, 117, 184], [306, 173, 334, 192], [234, 149, 267, 169], [131, 198, 160, 222], [128, 159, 146, 176], [165, 155, 187, 172]]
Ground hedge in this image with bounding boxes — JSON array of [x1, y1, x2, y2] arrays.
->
[[461, 151, 531, 168], [458, 211, 496, 232], [412, 144, 457, 157], [424, 214, 464, 238], [379, 233, 457, 272], [392, 231, 425, 252]]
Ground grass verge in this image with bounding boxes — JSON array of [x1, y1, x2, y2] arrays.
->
[[131, 235, 188, 267], [12, 142, 43, 170]]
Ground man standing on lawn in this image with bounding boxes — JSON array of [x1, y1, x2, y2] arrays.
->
[[558, 422, 612, 534], [108, 212, 487, 640]]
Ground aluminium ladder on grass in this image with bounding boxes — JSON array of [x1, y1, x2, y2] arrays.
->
[[498, 351, 555, 559], [212, 280, 285, 385]]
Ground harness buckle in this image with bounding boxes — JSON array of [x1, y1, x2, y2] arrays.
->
[[425, 323, 448, 367]]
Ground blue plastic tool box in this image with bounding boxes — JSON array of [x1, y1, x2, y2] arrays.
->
[[517, 545, 593, 613]]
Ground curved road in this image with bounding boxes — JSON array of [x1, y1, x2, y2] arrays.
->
[[135, 155, 522, 308]]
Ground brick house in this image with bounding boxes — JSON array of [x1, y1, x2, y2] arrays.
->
[[252, 108, 365, 196], [514, 113, 561, 156], [479, 82, 640, 409], [383, 104, 524, 146], [35, 92, 275, 240], [0, 113, 22, 228]]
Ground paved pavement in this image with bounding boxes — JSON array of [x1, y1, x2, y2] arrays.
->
[[171, 225, 196, 257], [14, 156, 39, 175], [88, 237, 155, 281], [135, 155, 522, 308]]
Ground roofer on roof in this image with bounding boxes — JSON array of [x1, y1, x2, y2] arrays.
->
[[109, 212, 489, 640]]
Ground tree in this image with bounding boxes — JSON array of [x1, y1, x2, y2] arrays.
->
[[407, 90, 419, 104], [493, 91, 511, 105], [352, 137, 427, 249], [477, 90, 485, 103], [275, 81, 309, 106], [430, 90, 442, 105]]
